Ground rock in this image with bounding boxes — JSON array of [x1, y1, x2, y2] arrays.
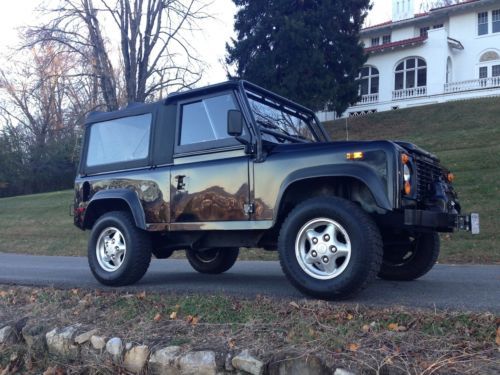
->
[[179, 351, 217, 375], [149, 346, 181, 375], [22, 323, 49, 353], [126, 342, 133, 351], [224, 352, 235, 371], [46, 326, 80, 356], [268, 355, 330, 375], [0, 326, 18, 344], [232, 350, 264, 375], [90, 335, 107, 351], [75, 329, 99, 345], [124, 345, 150, 374], [106, 337, 123, 362], [334, 369, 356, 375]]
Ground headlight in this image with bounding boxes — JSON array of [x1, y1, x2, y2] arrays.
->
[[403, 164, 411, 182]]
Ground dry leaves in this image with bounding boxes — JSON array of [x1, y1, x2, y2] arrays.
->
[[388, 323, 407, 332], [289, 301, 300, 309], [136, 291, 147, 300], [185, 315, 199, 325], [347, 343, 359, 352], [169, 311, 177, 320], [153, 313, 162, 322]]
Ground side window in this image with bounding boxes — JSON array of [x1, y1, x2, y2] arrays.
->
[[180, 94, 238, 145], [87, 113, 152, 167]]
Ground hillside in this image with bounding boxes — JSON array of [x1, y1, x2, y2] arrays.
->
[[0, 97, 498, 263], [325, 97, 500, 263]]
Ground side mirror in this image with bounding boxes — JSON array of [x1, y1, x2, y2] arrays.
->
[[227, 109, 244, 137]]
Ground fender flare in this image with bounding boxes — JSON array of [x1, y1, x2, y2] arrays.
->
[[84, 189, 147, 230], [274, 164, 393, 221]]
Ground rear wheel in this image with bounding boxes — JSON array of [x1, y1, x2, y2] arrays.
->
[[278, 197, 382, 299], [88, 211, 152, 286], [378, 232, 440, 281], [186, 247, 239, 274]]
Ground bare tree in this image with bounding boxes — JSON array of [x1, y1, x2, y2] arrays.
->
[[419, 0, 461, 12], [26, 0, 210, 110], [0, 43, 92, 193]]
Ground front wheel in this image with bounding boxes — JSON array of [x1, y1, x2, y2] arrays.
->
[[278, 197, 383, 299], [88, 211, 152, 286], [186, 248, 239, 274], [378, 232, 440, 281]]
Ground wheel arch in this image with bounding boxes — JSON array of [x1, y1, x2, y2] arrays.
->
[[83, 189, 147, 230], [273, 165, 392, 227]]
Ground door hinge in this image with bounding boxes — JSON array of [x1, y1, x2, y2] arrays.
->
[[244, 202, 255, 215]]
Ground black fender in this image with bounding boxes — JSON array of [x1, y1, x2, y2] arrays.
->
[[84, 189, 147, 230], [275, 164, 393, 221]]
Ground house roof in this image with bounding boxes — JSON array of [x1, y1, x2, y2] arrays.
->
[[361, 0, 486, 34], [364, 35, 428, 54]]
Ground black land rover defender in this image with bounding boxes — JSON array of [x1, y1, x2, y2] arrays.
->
[[74, 80, 479, 299]]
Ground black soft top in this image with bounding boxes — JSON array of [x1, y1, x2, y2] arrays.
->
[[85, 80, 317, 125]]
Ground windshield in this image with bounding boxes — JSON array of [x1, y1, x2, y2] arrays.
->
[[246, 91, 319, 143]]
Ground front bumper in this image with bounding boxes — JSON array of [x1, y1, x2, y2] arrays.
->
[[404, 210, 480, 234]]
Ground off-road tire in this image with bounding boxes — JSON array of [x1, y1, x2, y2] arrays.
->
[[88, 211, 152, 286], [186, 248, 239, 274], [378, 232, 440, 281], [278, 197, 383, 299]]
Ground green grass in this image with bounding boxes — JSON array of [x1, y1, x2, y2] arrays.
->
[[0, 190, 87, 256], [0, 97, 498, 263], [325, 97, 500, 263]]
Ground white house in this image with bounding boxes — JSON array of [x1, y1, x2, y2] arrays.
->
[[319, 0, 500, 120]]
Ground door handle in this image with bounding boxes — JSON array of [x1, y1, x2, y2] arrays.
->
[[175, 175, 186, 190]]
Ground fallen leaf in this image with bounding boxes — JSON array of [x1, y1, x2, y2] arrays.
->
[[228, 338, 236, 349], [388, 323, 399, 331], [71, 288, 79, 295], [289, 301, 300, 309], [153, 313, 162, 322], [169, 311, 177, 320], [191, 316, 200, 325], [346, 313, 354, 320], [185, 315, 194, 324], [0, 291, 8, 298], [137, 291, 147, 300], [362, 324, 371, 333], [347, 343, 359, 352], [496, 326, 500, 346]]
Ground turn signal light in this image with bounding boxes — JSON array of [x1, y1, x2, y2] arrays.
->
[[447, 172, 455, 183], [346, 151, 364, 160], [401, 153, 410, 164], [404, 181, 411, 195]]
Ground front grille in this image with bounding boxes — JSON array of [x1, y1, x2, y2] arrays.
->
[[414, 157, 444, 200]]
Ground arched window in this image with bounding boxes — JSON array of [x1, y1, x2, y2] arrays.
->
[[478, 50, 500, 79], [394, 57, 426, 90], [359, 66, 379, 96]]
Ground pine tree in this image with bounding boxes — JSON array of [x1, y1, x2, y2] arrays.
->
[[226, 0, 370, 114]]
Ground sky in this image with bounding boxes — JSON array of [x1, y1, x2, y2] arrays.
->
[[0, 0, 398, 85]]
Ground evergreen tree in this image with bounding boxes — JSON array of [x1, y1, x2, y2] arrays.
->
[[226, 0, 370, 114]]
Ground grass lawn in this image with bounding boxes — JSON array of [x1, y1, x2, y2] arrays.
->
[[1, 286, 498, 374], [0, 97, 498, 263]]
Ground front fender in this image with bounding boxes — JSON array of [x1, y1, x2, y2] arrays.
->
[[84, 189, 147, 229], [275, 164, 392, 218]]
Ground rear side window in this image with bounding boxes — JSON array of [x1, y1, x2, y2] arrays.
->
[[180, 94, 237, 145], [87, 113, 152, 167]]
